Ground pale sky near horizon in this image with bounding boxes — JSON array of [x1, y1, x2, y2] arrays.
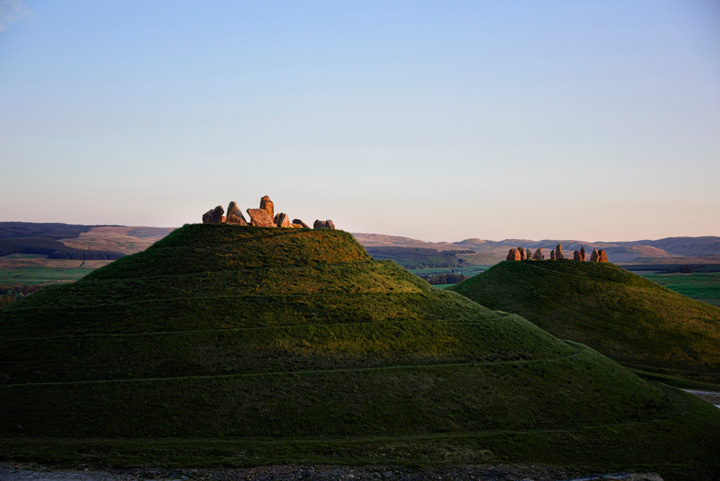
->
[[1, 0, 719, 242]]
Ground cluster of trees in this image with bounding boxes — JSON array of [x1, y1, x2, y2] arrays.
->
[[419, 273, 468, 285], [0, 284, 47, 309]]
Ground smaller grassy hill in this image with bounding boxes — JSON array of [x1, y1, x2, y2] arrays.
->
[[450, 261, 720, 388]]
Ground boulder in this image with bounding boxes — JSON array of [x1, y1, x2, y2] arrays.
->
[[598, 249, 609, 262], [274, 213, 292, 228], [590, 248, 599, 262], [292, 219, 310, 229], [314, 220, 335, 230], [202, 205, 224, 224], [580, 246, 586, 261], [226, 202, 248, 226], [532, 248, 544, 261], [260, 195, 274, 219], [550, 249, 556, 261], [506, 248, 521, 261], [555, 244, 565, 260], [246, 208, 276, 227], [573, 250, 582, 261], [517, 247, 526, 261]]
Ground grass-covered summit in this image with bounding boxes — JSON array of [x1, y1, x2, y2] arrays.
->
[[1, 225, 720, 480], [450, 260, 720, 388]]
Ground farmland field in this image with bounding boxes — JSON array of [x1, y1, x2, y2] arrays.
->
[[637, 272, 720, 308]]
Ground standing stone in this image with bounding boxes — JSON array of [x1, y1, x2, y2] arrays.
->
[[550, 249, 556, 261], [226, 202, 248, 226], [517, 247, 526, 261], [532, 248, 544, 261], [292, 219, 310, 229], [202, 205, 224, 224], [590, 248, 599, 262], [555, 244, 565, 260], [260, 195, 274, 220], [246, 208, 276, 227], [506, 248, 521, 261], [573, 250, 582, 261], [274, 213, 292, 228], [598, 249, 609, 262], [580, 246, 586, 261], [313, 220, 335, 230]]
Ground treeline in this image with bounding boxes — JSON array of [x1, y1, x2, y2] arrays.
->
[[366, 247, 473, 269], [0, 284, 47, 309], [419, 273, 468, 285], [0, 237, 124, 260]]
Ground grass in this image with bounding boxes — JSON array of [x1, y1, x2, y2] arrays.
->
[[450, 261, 720, 387], [1, 225, 720, 480], [638, 271, 720, 307]]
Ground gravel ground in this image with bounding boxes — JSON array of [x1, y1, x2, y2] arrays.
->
[[0, 463, 664, 481]]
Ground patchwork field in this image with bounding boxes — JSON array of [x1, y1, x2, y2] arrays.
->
[[638, 272, 720, 308]]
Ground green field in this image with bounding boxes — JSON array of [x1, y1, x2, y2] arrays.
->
[[409, 266, 488, 276], [636, 271, 720, 307]]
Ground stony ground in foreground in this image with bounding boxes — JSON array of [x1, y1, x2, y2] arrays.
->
[[0, 463, 665, 481]]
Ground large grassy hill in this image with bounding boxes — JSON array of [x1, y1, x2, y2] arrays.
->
[[450, 261, 720, 389], [1, 225, 720, 480]]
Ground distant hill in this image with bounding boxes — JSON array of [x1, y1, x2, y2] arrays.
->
[[353, 232, 720, 266], [450, 261, 720, 388], [2, 224, 719, 478]]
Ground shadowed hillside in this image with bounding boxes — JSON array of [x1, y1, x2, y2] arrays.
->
[[450, 261, 720, 388], [1, 225, 719, 480]]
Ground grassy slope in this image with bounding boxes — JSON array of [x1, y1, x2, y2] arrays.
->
[[1, 225, 720, 480], [450, 261, 720, 388]]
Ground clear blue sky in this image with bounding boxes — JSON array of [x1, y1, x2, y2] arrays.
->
[[1, 0, 719, 241]]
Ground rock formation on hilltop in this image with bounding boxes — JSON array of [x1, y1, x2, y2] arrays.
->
[[550, 250, 556, 261], [201, 196, 334, 230], [518, 247, 526, 261], [573, 250, 582, 261], [274, 213, 292, 228], [226, 202, 248, 226], [202, 206, 224, 225], [506, 248, 521, 261], [598, 249, 609, 262], [580, 246, 586, 261], [590, 248, 599, 262], [532, 248, 544, 260], [555, 244, 565, 260], [260, 195, 274, 219], [246, 209, 275, 227], [314, 220, 336, 230]]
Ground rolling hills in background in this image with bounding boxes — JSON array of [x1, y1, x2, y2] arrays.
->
[[2, 224, 720, 479], [2, 222, 719, 266]]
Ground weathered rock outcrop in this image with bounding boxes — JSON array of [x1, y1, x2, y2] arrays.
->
[[518, 247, 527, 261], [598, 249, 609, 262], [274, 213, 292, 228], [590, 248, 599, 262], [555, 244, 565, 260], [573, 250, 581, 261], [532, 248, 544, 260], [293, 219, 310, 229], [260, 195, 274, 219], [202, 206, 224, 224], [580, 246, 586, 261], [550, 249, 556, 261], [246, 208, 276, 227], [314, 220, 335, 230], [507, 248, 521, 261], [226, 202, 248, 226]]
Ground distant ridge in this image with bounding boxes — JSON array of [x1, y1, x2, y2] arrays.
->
[[353, 232, 720, 264]]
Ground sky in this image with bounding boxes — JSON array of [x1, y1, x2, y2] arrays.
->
[[1, 0, 719, 242]]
